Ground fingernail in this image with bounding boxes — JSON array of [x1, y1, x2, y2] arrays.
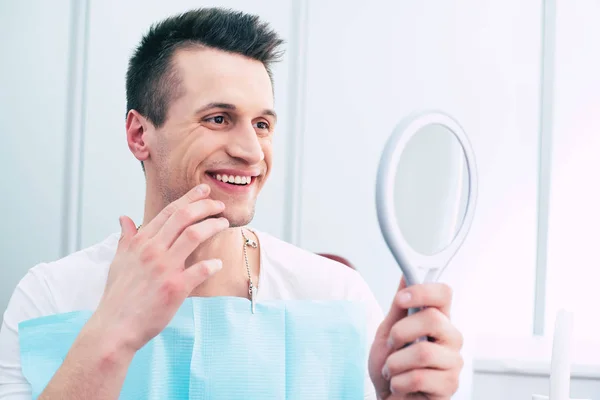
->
[[397, 291, 412, 305], [217, 201, 225, 208], [118, 217, 125, 240], [381, 364, 390, 380], [208, 259, 223, 274], [387, 337, 394, 350], [196, 184, 208, 194]]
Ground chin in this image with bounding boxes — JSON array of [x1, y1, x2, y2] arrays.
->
[[222, 206, 255, 228]]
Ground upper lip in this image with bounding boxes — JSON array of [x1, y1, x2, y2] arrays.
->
[[207, 169, 262, 177]]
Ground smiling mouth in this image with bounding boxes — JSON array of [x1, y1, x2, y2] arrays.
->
[[209, 173, 255, 186]]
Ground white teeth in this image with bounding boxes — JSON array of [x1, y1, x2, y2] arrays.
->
[[212, 174, 253, 185]]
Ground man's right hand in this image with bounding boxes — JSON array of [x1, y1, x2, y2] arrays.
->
[[87, 183, 229, 353], [38, 184, 228, 399]]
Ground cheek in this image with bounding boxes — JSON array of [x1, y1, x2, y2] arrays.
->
[[153, 138, 176, 175], [182, 134, 223, 169], [182, 145, 210, 174], [261, 138, 273, 163]]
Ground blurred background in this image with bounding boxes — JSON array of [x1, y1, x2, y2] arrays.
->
[[1, 0, 599, 398]]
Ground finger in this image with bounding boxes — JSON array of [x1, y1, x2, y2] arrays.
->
[[383, 341, 463, 378], [384, 395, 428, 400], [138, 184, 211, 239], [389, 368, 460, 398], [394, 282, 453, 318], [156, 199, 226, 248], [118, 215, 138, 246], [384, 391, 429, 400], [388, 308, 463, 350], [183, 258, 223, 292], [168, 217, 230, 260], [378, 276, 408, 335]]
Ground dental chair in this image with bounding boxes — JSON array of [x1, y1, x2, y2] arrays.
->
[[317, 253, 356, 270]]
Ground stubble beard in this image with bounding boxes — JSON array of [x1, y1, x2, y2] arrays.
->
[[160, 182, 257, 228]]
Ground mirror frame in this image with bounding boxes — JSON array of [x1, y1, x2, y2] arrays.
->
[[376, 110, 478, 286]]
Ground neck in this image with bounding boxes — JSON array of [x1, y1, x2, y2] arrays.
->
[[142, 191, 260, 298], [142, 185, 243, 264]]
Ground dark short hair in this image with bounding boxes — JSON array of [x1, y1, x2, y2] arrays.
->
[[126, 7, 285, 129]]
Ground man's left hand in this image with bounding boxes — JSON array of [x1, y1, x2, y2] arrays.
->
[[368, 278, 464, 399]]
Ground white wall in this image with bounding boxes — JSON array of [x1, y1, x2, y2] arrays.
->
[[297, 3, 542, 398], [0, 0, 72, 314], [545, 0, 600, 343], [299, 0, 542, 338], [2, 1, 600, 399], [470, 1, 600, 398]]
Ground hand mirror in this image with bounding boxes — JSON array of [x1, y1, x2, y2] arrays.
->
[[376, 111, 478, 327]]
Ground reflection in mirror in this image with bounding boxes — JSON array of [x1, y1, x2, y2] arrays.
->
[[393, 124, 469, 256]]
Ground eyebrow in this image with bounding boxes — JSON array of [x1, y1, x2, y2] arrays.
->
[[195, 102, 278, 121]]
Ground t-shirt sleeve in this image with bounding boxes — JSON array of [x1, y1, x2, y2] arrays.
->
[[0, 267, 57, 399]]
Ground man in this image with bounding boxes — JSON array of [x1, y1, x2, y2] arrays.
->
[[0, 8, 463, 399]]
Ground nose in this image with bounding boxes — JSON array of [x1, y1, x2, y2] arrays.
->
[[225, 123, 264, 165]]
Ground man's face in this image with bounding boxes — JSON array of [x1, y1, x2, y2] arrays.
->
[[141, 48, 276, 227]]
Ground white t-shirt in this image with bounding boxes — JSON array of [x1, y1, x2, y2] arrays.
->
[[0, 229, 384, 399]]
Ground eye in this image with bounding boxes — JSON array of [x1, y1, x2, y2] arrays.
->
[[206, 115, 226, 124], [254, 121, 270, 130]]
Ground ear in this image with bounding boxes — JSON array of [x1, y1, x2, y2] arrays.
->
[[126, 110, 151, 162]]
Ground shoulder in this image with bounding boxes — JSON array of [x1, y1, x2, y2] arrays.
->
[[257, 230, 352, 272], [258, 231, 356, 277], [6, 232, 119, 322], [255, 230, 382, 307], [0, 233, 118, 395]]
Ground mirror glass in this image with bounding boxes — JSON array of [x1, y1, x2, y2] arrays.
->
[[393, 124, 470, 255]]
